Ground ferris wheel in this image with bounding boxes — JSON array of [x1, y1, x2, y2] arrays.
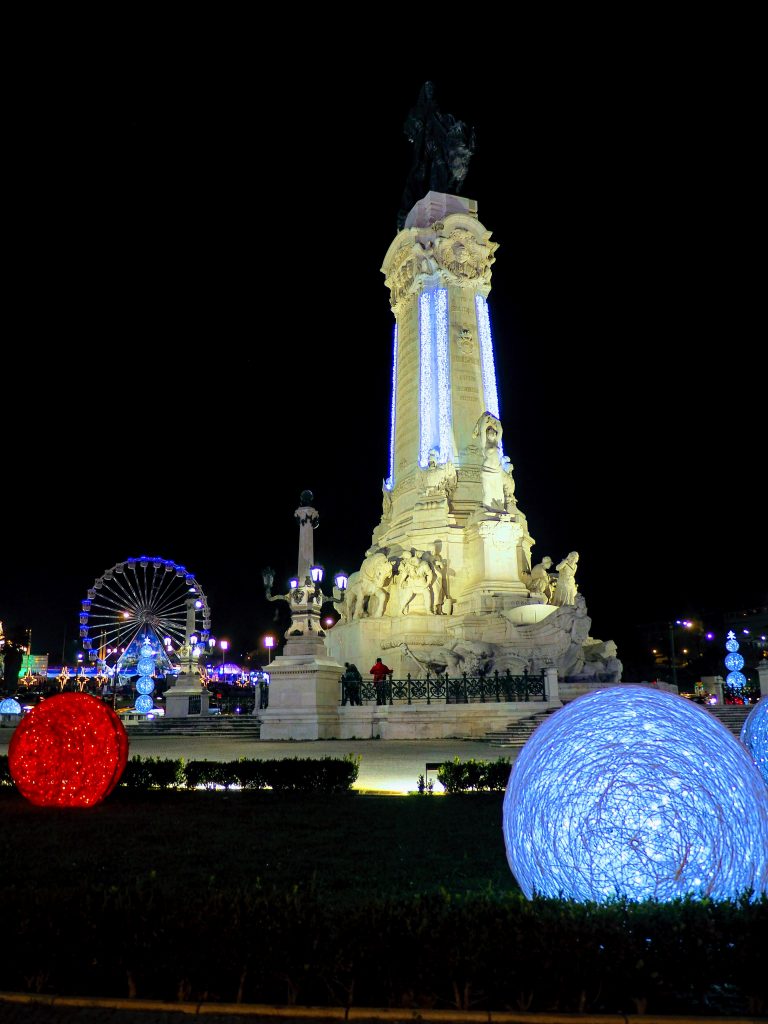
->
[[79, 556, 211, 664]]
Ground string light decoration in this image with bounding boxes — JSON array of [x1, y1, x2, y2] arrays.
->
[[0, 697, 22, 714], [8, 693, 129, 807], [502, 686, 768, 902], [741, 698, 768, 786], [724, 630, 747, 699]]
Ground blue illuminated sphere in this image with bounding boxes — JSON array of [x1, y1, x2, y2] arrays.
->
[[136, 678, 155, 695], [726, 671, 747, 690], [724, 652, 745, 672], [726, 638, 740, 653], [135, 695, 154, 714], [0, 697, 22, 715], [137, 657, 155, 677], [741, 698, 768, 787], [502, 686, 768, 902]]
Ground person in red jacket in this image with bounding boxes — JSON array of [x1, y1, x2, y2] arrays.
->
[[369, 657, 393, 706]]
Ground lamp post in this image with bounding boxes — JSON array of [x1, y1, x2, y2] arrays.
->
[[220, 638, 228, 672], [261, 492, 347, 657], [263, 634, 276, 664], [668, 619, 692, 689]]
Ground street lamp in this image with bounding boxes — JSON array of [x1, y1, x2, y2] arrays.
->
[[263, 634, 276, 664], [261, 492, 347, 657], [668, 619, 692, 689]]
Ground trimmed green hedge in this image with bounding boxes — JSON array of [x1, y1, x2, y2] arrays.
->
[[0, 753, 360, 793], [436, 756, 512, 793]]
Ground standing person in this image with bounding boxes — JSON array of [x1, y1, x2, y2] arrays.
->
[[369, 657, 393, 706], [258, 671, 270, 710], [342, 662, 363, 706]]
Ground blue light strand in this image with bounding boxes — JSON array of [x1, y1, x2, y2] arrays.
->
[[502, 686, 768, 903], [741, 698, 768, 787], [435, 289, 453, 464], [475, 294, 500, 419], [419, 291, 433, 467], [385, 323, 398, 491]]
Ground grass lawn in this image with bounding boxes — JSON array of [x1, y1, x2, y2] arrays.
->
[[0, 788, 514, 903]]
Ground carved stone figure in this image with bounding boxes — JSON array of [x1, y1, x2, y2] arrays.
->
[[529, 556, 554, 602], [427, 543, 448, 615], [397, 81, 476, 230], [345, 552, 394, 620], [472, 411, 506, 510], [398, 551, 435, 615], [420, 449, 457, 499], [552, 552, 580, 607]]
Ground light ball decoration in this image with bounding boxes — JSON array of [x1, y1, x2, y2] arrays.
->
[[502, 686, 768, 903], [8, 693, 129, 807], [0, 697, 23, 714], [741, 698, 768, 787], [134, 637, 155, 714]]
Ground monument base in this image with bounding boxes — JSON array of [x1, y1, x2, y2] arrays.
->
[[165, 672, 210, 718]]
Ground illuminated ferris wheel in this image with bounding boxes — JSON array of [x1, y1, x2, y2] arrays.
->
[[79, 556, 211, 664]]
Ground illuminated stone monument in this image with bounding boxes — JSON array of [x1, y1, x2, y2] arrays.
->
[[325, 190, 620, 689], [261, 87, 619, 740], [259, 492, 345, 740]]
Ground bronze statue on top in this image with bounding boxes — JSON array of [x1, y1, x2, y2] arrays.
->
[[397, 82, 476, 230]]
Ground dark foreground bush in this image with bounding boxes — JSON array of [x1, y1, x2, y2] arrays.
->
[[1, 878, 765, 1014]]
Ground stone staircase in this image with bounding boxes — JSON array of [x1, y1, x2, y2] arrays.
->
[[124, 715, 262, 740], [703, 703, 751, 739], [486, 707, 560, 748]]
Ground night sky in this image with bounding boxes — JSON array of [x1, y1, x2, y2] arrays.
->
[[3, 43, 764, 672]]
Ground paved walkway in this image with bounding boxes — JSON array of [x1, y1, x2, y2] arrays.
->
[[0, 730, 514, 794]]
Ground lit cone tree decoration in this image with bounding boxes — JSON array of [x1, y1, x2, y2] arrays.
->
[[134, 637, 157, 714], [724, 630, 747, 702], [741, 698, 768, 787]]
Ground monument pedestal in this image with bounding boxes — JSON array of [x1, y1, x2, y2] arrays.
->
[[165, 670, 210, 718], [258, 654, 344, 740]]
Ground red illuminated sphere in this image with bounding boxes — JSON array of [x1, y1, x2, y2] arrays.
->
[[8, 692, 129, 807]]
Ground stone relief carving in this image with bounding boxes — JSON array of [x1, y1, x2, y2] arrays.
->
[[419, 449, 457, 499], [399, 639, 528, 678], [551, 551, 580, 607], [343, 551, 394, 620], [386, 242, 438, 311], [435, 228, 497, 285], [397, 549, 435, 615], [457, 327, 474, 353]]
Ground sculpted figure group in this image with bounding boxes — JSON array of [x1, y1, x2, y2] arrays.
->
[[339, 545, 450, 620], [526, 551, 580, 607]]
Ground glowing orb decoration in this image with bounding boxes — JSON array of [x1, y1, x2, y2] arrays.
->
[[8, 693, 129, 807], [724, 652, 745, 672], [135, 694, 154, 714], [741, 698, 768, 787], [502, 686, 768, 903], [136, 677, 155, 695], [0, 697, 23, 714]]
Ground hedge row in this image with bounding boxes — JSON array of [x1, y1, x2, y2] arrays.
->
[[0, 754, 360, 793], [436, 756, 512, 793], [1, 880, 765, 1013]]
